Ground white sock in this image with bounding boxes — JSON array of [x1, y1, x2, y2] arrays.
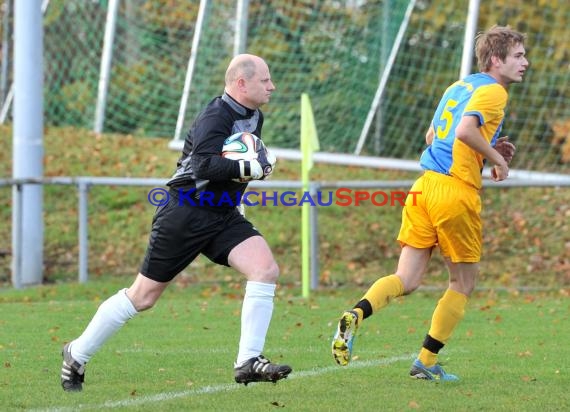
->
[[236, 281, 275, 366], [69, 288, 138, 365]]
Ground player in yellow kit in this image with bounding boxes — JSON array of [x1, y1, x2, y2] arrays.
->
[[332, 25, 528, 380]]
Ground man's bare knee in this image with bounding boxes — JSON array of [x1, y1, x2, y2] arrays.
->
[[249, 261, 279, 283], [126, 274, 168, 311]]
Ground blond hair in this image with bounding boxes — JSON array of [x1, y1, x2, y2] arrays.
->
[[475, 25, 526, 72]]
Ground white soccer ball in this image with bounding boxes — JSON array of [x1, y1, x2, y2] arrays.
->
[[221, 132, 262, 160]]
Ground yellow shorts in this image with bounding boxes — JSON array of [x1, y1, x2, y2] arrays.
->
[[397, 171, 482, 263]]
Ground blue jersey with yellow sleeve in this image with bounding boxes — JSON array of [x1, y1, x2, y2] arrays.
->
[[419, 73, 508, 189]]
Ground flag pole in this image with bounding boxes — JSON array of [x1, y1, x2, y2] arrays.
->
[[300, 93, 319, 298]]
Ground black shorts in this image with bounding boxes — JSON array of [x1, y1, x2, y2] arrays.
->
[[139, 190, 261, 282]]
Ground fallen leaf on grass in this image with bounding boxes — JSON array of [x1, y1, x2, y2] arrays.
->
[[517, 350, 532, 358]]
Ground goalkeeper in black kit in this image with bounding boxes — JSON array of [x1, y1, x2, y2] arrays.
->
[[60, 54, 292, 392]]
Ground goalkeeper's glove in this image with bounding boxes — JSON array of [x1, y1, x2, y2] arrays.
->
[[257, 147, 276, 179], [237, 159, 264, 181], [237, 148, 276, 182]]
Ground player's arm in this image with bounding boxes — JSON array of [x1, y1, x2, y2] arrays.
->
[[192, 152, 243, 181], [455, 115, 508, 181], [192, 144, 266, 182], [425, 125, 435, 145], [189, 117, 244, 181], [191, 127, 268, 182]]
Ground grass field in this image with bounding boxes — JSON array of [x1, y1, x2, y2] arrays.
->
[[1, 279, 569, 411]]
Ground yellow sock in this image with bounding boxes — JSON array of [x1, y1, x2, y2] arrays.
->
[[361, 274, 404, 313], [353, 308, 364, 323], [419, 288, 467, 367]]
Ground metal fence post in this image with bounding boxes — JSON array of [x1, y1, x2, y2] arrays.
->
[[11, 183, 22, 289], [309, 182, 320, 290], [78, 180, 89, 283]]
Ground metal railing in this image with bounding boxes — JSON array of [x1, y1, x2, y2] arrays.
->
[[2, 176, 569, 289]]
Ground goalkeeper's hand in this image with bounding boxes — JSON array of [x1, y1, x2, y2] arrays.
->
[[237, 159, 264, 181], [237, 149, 276, 181], [257, 147, 276, 179], [235, 137, 277, 182]]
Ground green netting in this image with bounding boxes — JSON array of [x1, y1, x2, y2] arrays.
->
[[1, 0, 569, 172], [43, 2, 106, 128], [246, 0, 409, 152]]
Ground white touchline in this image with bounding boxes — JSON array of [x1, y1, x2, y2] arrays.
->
[[33, 354, 415, 412]]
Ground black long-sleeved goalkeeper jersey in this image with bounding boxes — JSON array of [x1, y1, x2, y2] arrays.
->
[[167, 92, 264, 208]]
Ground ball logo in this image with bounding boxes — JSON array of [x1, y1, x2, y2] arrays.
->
[[222, 132, 259, 160]]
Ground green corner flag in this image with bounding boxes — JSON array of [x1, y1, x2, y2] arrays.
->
[[301, 93, 319, 298]]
